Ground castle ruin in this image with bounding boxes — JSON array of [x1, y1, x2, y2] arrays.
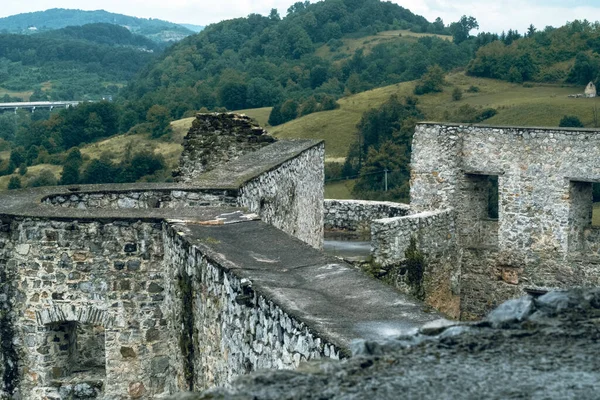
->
[[326, 122, 600, 319], [0, 114, 437, 399]]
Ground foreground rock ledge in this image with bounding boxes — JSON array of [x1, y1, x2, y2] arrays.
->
[[171, 288, 600, 399]]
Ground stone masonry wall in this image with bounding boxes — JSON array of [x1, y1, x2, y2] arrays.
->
[[4, 218, 174, 400], [42, 189, 237, 210], [0, 219, 16, 399], [174, 113, 276, 183], [163, 224, 341, 392], [411, 123, 600, 318], [371, 210, 460, 318], [238, 143, 324, 249], [324, 199, 411, 233]]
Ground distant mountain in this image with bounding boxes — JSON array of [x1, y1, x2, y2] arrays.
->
[[178, 23, 204, 33], [0, 23, 160, 100], [46, 23, 161, 51], [0, 8, 195, 43]]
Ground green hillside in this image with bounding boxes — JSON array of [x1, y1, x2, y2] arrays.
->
[[118, 0, 459, 129], [0, 73, 593, 191], [161, 73, 589, 162], [0, 24, 159, 100], [269, 73, 587, 160], [0, 8, 194, 43]]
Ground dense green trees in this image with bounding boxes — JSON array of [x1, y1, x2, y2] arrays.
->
[[59, 148, 82, 185], [120, 0, 461, 125], [342, 95, 423, 200], [467, 20, 600, 85], [0, 23, 159, 100], [449, 15, 479, 44]]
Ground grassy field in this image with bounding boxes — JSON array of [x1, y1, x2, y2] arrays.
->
[[269, 73, 588, 159], [324, 179, 356, 199], [0, 164, 62, 190], [0, 87, 32, 101], [315, 29, 451, 62]]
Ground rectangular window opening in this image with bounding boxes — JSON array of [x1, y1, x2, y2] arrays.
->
[[593, 182, 600, 227], [487, 175, 499, 220]]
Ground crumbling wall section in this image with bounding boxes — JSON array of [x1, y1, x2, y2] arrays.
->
[[324, 199, 410, 232], [238, 143, 324, 249], [163, 225, 340, 392], [175, 113, 276, 183], [371, 210, 460, 318]]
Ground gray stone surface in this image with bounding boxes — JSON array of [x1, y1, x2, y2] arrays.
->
[[324, 199, 410, 233], [169, 288, 600, 400], [370, 209, 460, 317], [174, 113, 276, 183], [162, 220, 438, 391], [238, 143, 324, 249], [0, 115, 437, 399], [402, 123, 600, 319]]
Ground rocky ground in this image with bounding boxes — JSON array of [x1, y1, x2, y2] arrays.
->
[[171, 289, 600, 399]]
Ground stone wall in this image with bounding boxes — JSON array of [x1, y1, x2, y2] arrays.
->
[[371, 210, 460, 317], [174, 113, 276, 183], [238, 143, 324, 249], [0, 220, 16, 399], [324, 199, 411, 233], [42, 190, 237, 210], [3, 218, 174, 399], [410, 123, 600, 318], [163, 225, 340, 391]]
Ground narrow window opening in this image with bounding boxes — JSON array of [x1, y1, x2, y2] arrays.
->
[[568, 180, 594, 252], [593, 182, 600, 227], [487, 175, 499, 220], [462, 173, 500, 248]]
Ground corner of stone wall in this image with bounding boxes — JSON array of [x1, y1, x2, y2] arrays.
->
[[238, 142, 324, 249], [370, 209, 461, 318]]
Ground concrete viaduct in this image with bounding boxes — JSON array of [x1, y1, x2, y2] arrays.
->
[[0, 100, 82, 113]]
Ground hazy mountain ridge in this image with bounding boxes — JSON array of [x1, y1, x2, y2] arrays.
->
[[0, 8, 202, 43]]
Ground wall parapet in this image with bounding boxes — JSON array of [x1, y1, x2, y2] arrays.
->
[[324, 199, 410, 233], [371, 209, 460, 318]]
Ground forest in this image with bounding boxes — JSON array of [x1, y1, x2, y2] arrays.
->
[[0, 23, 160, 100]]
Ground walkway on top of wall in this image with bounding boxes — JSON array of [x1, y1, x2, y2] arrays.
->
[[0, 139, 321, 221], [169, 219, 440, 351]]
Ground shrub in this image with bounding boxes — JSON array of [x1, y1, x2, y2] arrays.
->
[[559, 115, 584, 127], [414, 65, 446, 95], [28, 170, 58, 188], [452, 87, 463, 101], [7, 176, 21, 190]]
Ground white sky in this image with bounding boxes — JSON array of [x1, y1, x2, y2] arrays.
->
[[0, 0, 599, 34]]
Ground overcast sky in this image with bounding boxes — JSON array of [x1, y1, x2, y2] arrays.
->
[[0, 0, 599, 34]]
